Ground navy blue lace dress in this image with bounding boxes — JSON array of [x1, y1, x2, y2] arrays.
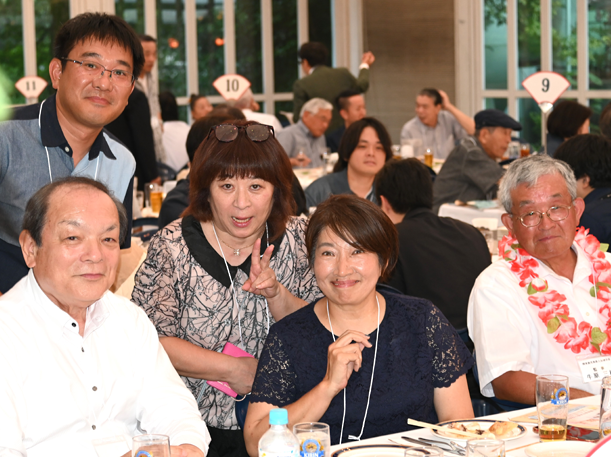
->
[[249, 291, 473, 445]]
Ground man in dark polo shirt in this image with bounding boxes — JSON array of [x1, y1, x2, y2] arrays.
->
[[433, 109, 522, 213], [376, 158, 491, 337]]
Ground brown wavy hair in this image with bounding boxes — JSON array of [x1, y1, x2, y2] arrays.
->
[[185, 120, 295, 241]]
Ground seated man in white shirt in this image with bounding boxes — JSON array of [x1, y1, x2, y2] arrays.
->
[[277, 98, 332, 168], [230, 87, 284, 132], [468, 154, 611, 405], [400, 88, 475, 159], [0, 176, 210, 457]]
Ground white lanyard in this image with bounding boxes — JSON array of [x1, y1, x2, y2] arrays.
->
[[39, 99, 100, 182], [211, 222, 270, 349], [327, 295, 380, 444]]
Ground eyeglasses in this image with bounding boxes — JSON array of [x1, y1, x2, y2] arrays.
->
[[514, 205, 572, 227], [59, 58, 136, 86], [209, 124, 275, 143]]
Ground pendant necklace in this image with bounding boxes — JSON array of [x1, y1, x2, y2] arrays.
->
[[220, 239, 257, 256]]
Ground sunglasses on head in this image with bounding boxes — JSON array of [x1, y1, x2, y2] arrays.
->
[[209, 124, 275, 143]]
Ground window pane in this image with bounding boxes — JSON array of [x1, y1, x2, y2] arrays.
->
[[589, 98, 611, 134], [589, 0, 611, 89], [197, 0, 224, 96], [485, 98, 508, 113], [0, 0, 25, 104], [552, 0, 577, 88], [308, 0, 332, 63], [275, 100, 293, 127], [235, 0, 262, 93], [35, 0, 69, 102], [484, 0, 507, 89], [272, 1, 297, 93], [518, 98, 542, 150], [517, 0, 540, 89], [116, 0, 145, 34], [157, 0, 187, 97]]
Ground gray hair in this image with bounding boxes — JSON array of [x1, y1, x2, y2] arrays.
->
[[300, 97, 333, 117], [231, 88, 254, 110], [499, 155, 577, 213], [22, 176, 128, 246]]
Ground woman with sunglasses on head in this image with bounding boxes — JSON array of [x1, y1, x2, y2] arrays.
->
[[305, 117, 393, 208], [132, 121, 321, 457], [243, 195, 474, 455]]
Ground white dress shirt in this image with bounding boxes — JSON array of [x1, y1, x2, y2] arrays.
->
[[0, 270, 210, 457], [241, 109, 284, 133], [468, 243, 611, 398], [162, 120, 190, 172]]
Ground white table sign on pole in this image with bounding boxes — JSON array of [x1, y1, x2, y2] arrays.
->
[[212, 74, 251, 101], [15, 76, 48, 99], [522, 71, 571, 154]]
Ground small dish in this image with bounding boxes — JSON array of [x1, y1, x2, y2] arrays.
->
[[524, 441, 595, 457], [432, 419, 526, 442]]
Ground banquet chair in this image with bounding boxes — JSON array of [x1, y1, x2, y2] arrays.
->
[[156, 161, 177, 182], [132, 217, 160, 243]]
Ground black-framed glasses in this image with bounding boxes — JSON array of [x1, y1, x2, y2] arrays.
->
[[209, 124, 275, 143], [514, 205, 572, 227], [59, 58, 136, 86]]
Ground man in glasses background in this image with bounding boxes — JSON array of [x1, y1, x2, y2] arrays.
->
[[468, 155, 607, 407], [0, 12, 141, 294]]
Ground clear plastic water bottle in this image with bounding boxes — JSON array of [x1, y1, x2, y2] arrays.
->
[[258, 408, 299, 457]]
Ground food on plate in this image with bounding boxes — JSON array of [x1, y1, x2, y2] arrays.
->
[[441, 421, 519, 439], [489, 421, 519, 438]]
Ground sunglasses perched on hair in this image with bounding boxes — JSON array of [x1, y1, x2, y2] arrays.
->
[[209, 124, 275, 142]]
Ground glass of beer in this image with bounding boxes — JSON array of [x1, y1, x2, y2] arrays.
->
[[293, 422, 330, 457], [424, 148, 434, 168], [520, 143, 530, 157], [536, 374, 569, 442], [600, 376, 611, 437], [145, 183, 164, 213]]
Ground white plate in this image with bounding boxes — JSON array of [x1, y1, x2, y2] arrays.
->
[[432, 419, 526, 442], [524, 441, 595, 457], [332, 444, 409, 457]]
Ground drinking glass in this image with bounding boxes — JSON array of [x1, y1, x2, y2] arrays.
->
[[536, 374, 569, 442], [293, 422, 330, 457], [466, 439, 505, 456], [144, 183, 163, 213], [132, 434, 171, 457], [404, 446, 443, 456], [600, 375, 611, 437]]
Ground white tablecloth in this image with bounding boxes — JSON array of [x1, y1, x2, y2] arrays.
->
[[438, 203, 506, 227], [330, 396, 599, 456]]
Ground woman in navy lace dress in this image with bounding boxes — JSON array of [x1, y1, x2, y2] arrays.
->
[[244, 195, 474, 453]]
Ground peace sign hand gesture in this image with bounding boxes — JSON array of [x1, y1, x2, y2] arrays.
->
[[242, 238, 280, 299]]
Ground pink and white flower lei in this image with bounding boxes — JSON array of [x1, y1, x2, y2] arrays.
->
[[499, 227, 611, 354]]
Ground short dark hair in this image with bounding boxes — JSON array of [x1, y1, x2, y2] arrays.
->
[[159, 91, 179, 122], [139, 34, 157, 43], [54, 13, 144, 82], [298, 42, 328, 67], [554, 134, 611, 188], [186, 120, 295, 240], [419, 88, 442, 106], [600, 102, 611, 139], [336, 89, 362, 112], [22, 177, 128, 247], [334, 117, 393, 172], [375, 158, 433, 213], [305, 195, 398, 282], [209, 104, 247, 121], [547, 100, 592, 139], [186, 114, 235, 163]]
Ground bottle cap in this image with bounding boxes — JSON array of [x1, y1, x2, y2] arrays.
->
[[269, 408, 289, 425]]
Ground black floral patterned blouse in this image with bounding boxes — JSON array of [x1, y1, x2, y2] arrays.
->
[[132, 215, 321, 430]]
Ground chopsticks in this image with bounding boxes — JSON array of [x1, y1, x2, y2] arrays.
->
[[407, 419, 482, 439]]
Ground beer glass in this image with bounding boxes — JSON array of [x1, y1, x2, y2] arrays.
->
[[536, 374, 569, 442], [466, 439, 505, 456], [293, 422, 330, 457], [132, 434, 171, 457]]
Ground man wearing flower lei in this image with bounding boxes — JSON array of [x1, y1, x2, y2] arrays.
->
[[467, 155, 611, 405]]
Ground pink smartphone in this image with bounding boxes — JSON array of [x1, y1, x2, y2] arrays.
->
[[206, 342, 254, 398]]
